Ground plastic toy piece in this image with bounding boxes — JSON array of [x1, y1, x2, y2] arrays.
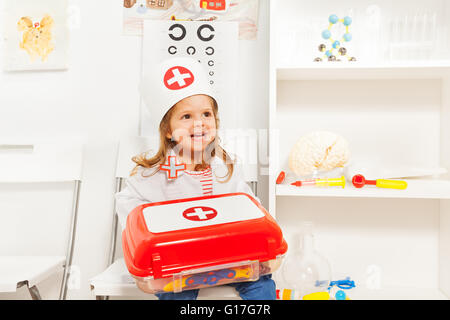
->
[[314, 14, 356, 62], [328, 277, 355, 300], [352, 174, 407, 190], [335, 290, 346, 300], [276, 171, 286, 184], [200, 0, 227, 11], [276, 288, 296, 300], [302, 292, 330, 300], [329, 278, 355, 290], [291, 176, 346, 188], [278, 288, 341, 300], [163, 266, 250, 292]]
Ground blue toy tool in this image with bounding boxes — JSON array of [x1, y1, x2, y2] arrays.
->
[[335, 290, 347, 300], [329, 278, 355, 290], [328, 277, 356, 300]]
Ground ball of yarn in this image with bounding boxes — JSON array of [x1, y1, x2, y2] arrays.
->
[[288, 131, 350, 176]]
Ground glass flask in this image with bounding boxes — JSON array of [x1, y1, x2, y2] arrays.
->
[[282, 222, 332, 299]]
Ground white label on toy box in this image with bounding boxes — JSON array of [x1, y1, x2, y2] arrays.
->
[[142, 194, 265, 233]]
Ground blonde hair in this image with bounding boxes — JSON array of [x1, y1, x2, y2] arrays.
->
[[131, 97, 234, 183]]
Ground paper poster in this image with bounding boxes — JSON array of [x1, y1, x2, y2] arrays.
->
[[141, 20, 239, 137], [2, 0, 69, 71], [123, 0, 259, 40]]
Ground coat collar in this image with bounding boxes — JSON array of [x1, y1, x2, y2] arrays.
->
[[161, 148, 226, 180]]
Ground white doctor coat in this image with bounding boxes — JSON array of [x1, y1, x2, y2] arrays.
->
[[115, 151, 258, 231]]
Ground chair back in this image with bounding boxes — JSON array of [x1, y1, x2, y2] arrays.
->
[[115, 136, 158, 180], [109, 136, 156, 262], [0, 138, 83, 183], [0, 137, 84, 300]]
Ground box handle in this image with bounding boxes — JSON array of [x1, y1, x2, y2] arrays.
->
[[151, 253, 163, 279]]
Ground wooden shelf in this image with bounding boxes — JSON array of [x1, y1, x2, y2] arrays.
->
[[277, 62, 450, 80], [276, 178, 450, 200]]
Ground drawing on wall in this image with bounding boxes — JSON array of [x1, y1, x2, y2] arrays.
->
[[3, 0, 69, 71], [123, 0, 259, 40], [18, 15, 55, 63]]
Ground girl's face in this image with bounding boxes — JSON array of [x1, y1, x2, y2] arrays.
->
[[166, 94, 217, 159]]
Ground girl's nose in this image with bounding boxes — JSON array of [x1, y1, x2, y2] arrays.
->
[[193, 113, 205, 124], [193, 120, 203, 129]]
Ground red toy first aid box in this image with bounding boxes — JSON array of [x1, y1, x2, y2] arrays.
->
[[122, 193, 288, 294]]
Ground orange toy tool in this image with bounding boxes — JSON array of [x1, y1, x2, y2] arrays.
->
[[352, 174, 407, 190]]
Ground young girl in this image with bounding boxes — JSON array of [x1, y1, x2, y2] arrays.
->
[[115, 57, 276, 300]]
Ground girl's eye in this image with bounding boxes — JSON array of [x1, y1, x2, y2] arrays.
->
[[182, 114, 190, 120], [203, 112, 212, 117]]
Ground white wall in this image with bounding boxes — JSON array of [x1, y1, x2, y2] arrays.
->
[[0, 0, 269, 299]]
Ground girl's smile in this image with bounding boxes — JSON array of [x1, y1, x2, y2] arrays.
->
[[166, 94, 217, 163]]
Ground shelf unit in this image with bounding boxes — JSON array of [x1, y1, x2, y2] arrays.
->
[[276, 178, 450, 200], [277, 63, 450, 80], [269, 0, 450, 299]]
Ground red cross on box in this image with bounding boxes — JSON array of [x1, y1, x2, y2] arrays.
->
[[183, 206, 218, 221]]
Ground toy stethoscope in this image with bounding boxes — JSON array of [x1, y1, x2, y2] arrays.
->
[[328, 278, 356, 290]]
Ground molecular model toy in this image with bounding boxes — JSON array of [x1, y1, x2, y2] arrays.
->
[[314, 14, 356, 62]]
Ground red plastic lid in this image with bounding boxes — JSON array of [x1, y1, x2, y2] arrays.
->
[[122, 193, 288, 279], [276, 171, 286, 184], [352, 174, 376, 188]]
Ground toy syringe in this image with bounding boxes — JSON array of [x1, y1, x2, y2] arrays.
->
[[291, 176, 346, 188], [352, 174, 407, 189]]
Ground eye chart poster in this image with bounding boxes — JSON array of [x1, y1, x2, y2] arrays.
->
[[123, 0, 259, 40], [141, 20, 239, 137]]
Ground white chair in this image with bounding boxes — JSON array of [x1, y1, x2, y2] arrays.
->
[[0, 139, 83, 300], [90, 136, 156, 300], [90, 134, 258, 300]]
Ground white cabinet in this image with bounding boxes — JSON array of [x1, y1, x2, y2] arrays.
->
[[269, 0, 450, 299]]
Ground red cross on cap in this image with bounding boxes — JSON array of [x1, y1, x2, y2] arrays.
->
[[159, 156, 186, 179], [183, 206, 218, 221], [164, 66, 195, 90]]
